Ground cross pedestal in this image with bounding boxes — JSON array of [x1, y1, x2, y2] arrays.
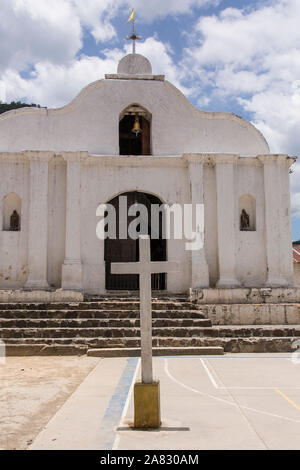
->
[[111, 235, 179, 428]]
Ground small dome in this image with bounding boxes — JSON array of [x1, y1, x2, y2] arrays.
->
[[117, 54, 152, 75]]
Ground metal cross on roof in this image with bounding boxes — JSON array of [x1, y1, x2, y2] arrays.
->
[[126, 8, 142, 54]]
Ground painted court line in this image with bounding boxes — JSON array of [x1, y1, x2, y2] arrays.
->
[[200, 358, 219, 389], [166, 355, 297, 360], [164, 359, 300, 425], [200, 358, 300, 390], [275, 389, 300, 413], [97, 357, 139, 450], [201, 359, 267, 448]]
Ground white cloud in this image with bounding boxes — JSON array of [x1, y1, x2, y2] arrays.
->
[[0, 0, 82, 74], [182, 0, 300, 218], [128, 0, 220, 22], [0, 0, 299, 223], [69, 0, 118, 43], [1, 37, 188, 108], [2, 55, 118, 108], [0, 0, 220, 72], [0, 0, 203, 104], [131, 38, 192, 96], [0, 0, 195, 107]]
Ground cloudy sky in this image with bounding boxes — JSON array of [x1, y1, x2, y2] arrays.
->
[[0, 0, 299, 239]]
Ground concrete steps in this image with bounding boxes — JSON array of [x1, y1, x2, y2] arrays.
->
[[2, 325, 300, 339], [0, 300, 199, 311], [3, 336, 296, 355], [0, 318, 212, 328], [0, 297, 299, 356], [0, 310, 207, 320], [87, 347, 224, 357]]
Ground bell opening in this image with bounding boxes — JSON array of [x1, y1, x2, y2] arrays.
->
[[119, 104, 151, 156]]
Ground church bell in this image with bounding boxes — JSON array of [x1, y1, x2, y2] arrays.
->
[[132, 115, 142, 136]]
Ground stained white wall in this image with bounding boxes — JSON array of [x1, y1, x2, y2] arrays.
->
[[80, 158, 191, 294], [0, 152, 294, 292]]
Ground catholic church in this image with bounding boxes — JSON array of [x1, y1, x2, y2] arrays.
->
[[0, 47, 295, 297]]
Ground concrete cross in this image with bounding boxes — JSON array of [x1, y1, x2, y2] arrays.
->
[[111, 236, 179, 384]]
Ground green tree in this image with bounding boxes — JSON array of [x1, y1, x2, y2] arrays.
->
[[0, 101, 41, 115]]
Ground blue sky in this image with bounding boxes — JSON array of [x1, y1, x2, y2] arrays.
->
[[0, 0, 299, 240]]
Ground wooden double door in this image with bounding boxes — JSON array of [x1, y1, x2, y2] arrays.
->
[[105, 192, 166, 291]]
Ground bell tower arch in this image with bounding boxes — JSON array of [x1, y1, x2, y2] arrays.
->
[[119, 104, 151, 156]]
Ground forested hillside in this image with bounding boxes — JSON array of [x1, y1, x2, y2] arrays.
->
[[0, 101, 41, 114]]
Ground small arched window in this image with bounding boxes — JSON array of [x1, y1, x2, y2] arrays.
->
[[119, 104, 151, 156], [239, 194, 256, 232], [3, 193, 21, 231]]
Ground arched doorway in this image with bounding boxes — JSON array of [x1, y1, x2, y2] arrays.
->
[[119, 104, 151, 156], [105, 191, 166, 290]]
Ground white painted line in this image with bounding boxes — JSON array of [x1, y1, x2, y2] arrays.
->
[[218, 386, 300, 390], [201, 358, 300, 390], [200, 359, 219, 389], [112, 358, 141, 450], [201, 359, 268, 448], [164, 359, 300, 425]]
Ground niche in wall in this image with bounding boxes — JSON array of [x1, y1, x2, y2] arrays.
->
[[239, 194, 256, 232], [3, 193, 21, 231]]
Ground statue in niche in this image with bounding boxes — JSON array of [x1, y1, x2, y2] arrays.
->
[[10, 210, 20, 231], [240, 209, 250, 231]]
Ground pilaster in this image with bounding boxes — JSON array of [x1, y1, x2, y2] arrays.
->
[[184, 154, 209, 288], [25, 151, 53, 289], [259, 154, 295, 287], [61, 152, 87, 290], [215, 154, 240, 287]]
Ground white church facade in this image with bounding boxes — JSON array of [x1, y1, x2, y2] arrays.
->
[[0, 53, 295, 295]]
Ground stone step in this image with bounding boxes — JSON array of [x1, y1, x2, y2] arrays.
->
[[6, 344, 88, 356], [0, 301, 199, 311], [3, 336, 296, 353], [2, 337, 224, 348], [87, 347, 224, 357], [1, 326, 212, 339], [2, 325, 300, 340], [85, 296, 189, 302], [0, 318, 212, 328], [5, 344, 224, 357], [0, 309, 206, 320]]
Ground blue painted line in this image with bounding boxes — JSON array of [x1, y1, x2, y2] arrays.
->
[[98, 357, 138, 450]]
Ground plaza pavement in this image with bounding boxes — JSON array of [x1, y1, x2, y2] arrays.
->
[[25, 353, 300, 450]]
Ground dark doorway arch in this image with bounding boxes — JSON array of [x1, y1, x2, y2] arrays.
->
[[104, 191, 166, 291], [119, 104, 151, 156]]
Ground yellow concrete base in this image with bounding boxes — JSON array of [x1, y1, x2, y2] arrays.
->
[[134, 381, 161, 429]]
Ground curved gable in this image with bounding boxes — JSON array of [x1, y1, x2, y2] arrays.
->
[[0, 68, 269, 156]]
